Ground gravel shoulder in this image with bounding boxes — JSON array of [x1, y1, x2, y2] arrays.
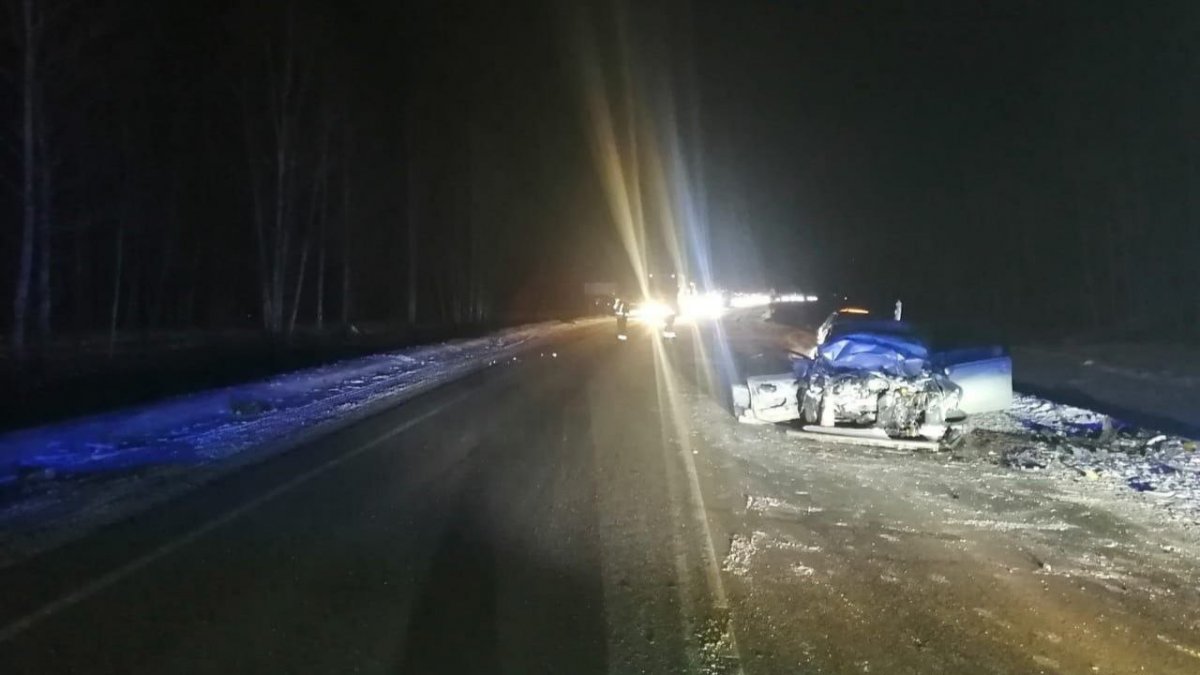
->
[[673, 316, 1200, 674]]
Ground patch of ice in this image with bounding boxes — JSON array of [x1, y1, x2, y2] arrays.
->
[[723, 533, 757, 577], [745, 494, 816, 518], [722, 530, 824, 578], [1031, 655, 1060, 670], [791, 562, 815, 577], [945, 519, 1077, 532], [774, 535, 823, 553], [1158, 634, 1200, 661], [971, 394, 1109, 436]]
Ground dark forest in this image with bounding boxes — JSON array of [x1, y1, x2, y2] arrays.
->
[[3, 0, 1199, 365]]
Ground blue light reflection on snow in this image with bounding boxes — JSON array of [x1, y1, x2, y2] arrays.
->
[[0, 326, 566, 482]]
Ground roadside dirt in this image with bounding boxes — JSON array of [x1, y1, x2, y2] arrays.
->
[[673, 314, 1200, 674]]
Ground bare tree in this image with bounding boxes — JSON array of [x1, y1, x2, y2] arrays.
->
[[239, 5, 316, 337], [286, 229, 310, 336], [242, 84, 273, 332], [315, 209, 326, 331], [11, 0, 38, 359], [287, 102, 334, 337], [405, 103, 420, 326], [265, 25, 297, 336], [339, 136, 352, 328], [107, 218, 123, 357], [8, 0, 109, 355], [35, 124, 52, 337]]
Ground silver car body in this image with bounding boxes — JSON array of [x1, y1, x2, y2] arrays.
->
[[735, 316, 1012, 442]]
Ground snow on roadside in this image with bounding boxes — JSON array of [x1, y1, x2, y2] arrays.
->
[[1003, 395, 1110, 435], [968, 394, 1200, 522], [723, 530, 823, 578], [0, 320, 594, 483], [1013, 345, 1200, 437]]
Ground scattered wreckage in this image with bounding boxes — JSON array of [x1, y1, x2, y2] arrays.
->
[[732, 311, 1011, 450]]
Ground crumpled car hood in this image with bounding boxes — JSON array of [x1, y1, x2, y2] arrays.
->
[[818, 330, 929, 378]]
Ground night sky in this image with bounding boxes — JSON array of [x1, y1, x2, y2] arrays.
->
[[2, 0, 1198, 340], [693, 0, 1200, 332]]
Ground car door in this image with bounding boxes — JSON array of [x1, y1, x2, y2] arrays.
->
[[936, 347, 1012, 415], [745, 373, 801, 423]]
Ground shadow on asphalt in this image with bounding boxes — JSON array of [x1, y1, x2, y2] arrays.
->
[[402, 477, 501, 672], [400, 421, 609, 674]]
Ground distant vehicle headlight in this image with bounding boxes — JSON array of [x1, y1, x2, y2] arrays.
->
[[630, 301, 672, 320], [679, 291, 726, 319]]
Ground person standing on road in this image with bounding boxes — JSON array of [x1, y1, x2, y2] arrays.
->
[[616, 300, 629, 339]]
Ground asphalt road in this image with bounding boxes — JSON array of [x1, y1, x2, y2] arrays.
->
[[2, 317, 1198, 674], [0, 324, 737, 674]]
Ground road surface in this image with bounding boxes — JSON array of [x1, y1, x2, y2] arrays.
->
[[1, 318, 1198, 674]]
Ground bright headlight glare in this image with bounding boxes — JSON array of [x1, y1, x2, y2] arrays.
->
[[630, 301, 672, 320], [680, 291, 725, 319]]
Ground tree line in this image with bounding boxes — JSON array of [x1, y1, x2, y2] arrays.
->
[[1, 0, 597, 362]]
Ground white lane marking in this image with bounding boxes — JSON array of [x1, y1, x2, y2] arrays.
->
[[0, 391, 471, 645]]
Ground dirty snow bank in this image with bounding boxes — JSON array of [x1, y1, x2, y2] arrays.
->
[[1013, 344, 1200, 437], [969, 394, 1200, 523], [0, 320, 595, 483]]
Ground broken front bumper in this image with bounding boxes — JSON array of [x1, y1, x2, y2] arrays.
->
[[800, 369, 962, 440]]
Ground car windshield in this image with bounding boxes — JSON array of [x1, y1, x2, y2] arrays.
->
[[827, 317, 916, 339]]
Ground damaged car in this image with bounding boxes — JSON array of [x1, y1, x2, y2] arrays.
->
[[732, 310, 1011, 447]]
